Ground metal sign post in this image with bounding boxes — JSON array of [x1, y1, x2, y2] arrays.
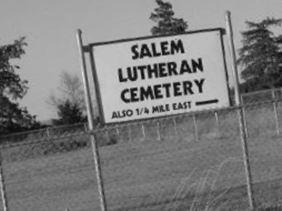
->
[[76, 29, 107, 211], [0, 148, 8, 211], [225, 11, 255, 210]]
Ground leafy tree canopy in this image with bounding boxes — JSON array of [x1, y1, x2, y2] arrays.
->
[[0, 38, 39, 134], [48, 71, 85, 112], [238, 17, 282, 92], [48, 71, 86, 125], [52, 100, 85, 125], [150, 0, 188, 35]]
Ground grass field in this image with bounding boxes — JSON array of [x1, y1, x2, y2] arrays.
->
[[1, 102, 282, 211]]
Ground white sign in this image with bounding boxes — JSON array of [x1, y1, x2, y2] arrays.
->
[[92, 29, 230, 123]]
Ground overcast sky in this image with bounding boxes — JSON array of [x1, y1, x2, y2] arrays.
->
[[1, 0, 281, 121]]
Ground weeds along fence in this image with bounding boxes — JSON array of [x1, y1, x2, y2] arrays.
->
[[1, 88, 282, 210]]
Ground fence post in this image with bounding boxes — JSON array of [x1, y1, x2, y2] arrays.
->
[[106, 130, 110, 144], [192, 114, 198, 141], [77, 29, 107, 211], [46, 127, 50, 137], [116, 127, 120, 141], [226, 11, 255, 210], [156, 121, 161, 141], [173, 118, 178, 137], [0, 148, 9, 211], [141, 124, 146, 141], [128, 125, 132, 142], [214, 111, 219, 136], [241, 95, 249, 138], [272, 89, 280, 135], [84, 123, 88, 132]]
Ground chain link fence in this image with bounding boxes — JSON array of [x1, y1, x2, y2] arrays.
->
[[1, 88, 282, 210]]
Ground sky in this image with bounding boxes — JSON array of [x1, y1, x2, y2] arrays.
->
[[0, 0, 281, 121]]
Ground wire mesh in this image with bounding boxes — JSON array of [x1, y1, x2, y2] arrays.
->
[[98, 108, 248, 210], [0, 133, 102, 211], [0, 89, 282, 210]]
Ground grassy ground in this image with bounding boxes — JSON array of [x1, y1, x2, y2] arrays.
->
[[1, 103, 282, 210], [2, 135, 282, 211]]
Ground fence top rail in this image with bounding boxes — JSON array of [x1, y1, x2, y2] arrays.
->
[[0, 131, 88, 149], [91, 98, 282, 133], [241, 87, 282, 97], [46, 122, 86, 129], [0, 128, 47, 139], [0, 97, 279, 149], [1, 88, 282, 140], [0, 123, 86, 140]]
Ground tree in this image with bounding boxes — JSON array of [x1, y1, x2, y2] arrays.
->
[[48, 71, 86, 125], [238, 18, 282, 92], [276, 35, 282, 71], [150, 0, 188, 35], [0, 37, 39, 134], [48, 71, 85, 112], [52, 100, 85, 125]]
